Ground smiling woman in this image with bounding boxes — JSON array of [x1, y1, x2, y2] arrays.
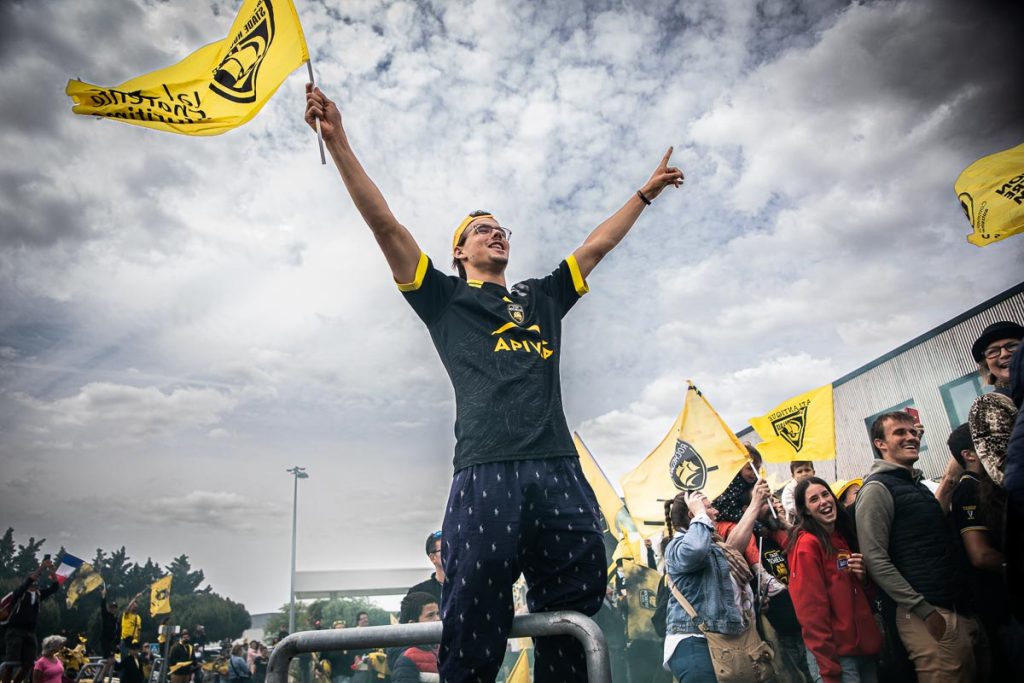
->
[[967, 321, 1024, 486], [788, 477, 881, 682]]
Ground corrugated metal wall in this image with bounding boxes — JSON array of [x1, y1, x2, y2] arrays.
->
[[831, 291, 1024, 481], [750, 287, 1024, 487]]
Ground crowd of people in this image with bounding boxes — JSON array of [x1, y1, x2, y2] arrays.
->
[[657, 320, 1024, 683]]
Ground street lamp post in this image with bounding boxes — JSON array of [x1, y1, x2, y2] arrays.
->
[[287, 466, 309, 634]]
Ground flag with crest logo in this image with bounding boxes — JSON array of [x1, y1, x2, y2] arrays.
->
[[955, 142, 1024, 246], [65, 564, 105, 608], [621, 383, 750, 536], [66, 0, 309, 136], [749, 384, 835, 463], [150, 576, 172, 617]]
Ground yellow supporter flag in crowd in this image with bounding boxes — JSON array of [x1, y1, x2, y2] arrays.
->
[[620, 559, 662, 642], [65, 564, 104, 608], [65, 0, 309, 136], [150, 576, 172, 617], [749, 384, 836, 463], [621, 383, 750, 535], [955, 142, 1024, 246], [506, 649, 531, 683], [574, 432, 636, 540]]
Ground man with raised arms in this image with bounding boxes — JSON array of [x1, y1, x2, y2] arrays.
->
[[304, 84, 683, 683]]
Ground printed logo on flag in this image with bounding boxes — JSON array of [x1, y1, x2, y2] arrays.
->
[[639, 588, 657, 610], [959, 192, 977, 228], [669, 440, 718, 491], [210, 0, 277, 103], [507, 303, 525, 324], [770, 402, 809, 452], [154, 587, 170, 601]]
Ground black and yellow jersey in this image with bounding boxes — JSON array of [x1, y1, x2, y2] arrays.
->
[[399, 253, 589, 471]]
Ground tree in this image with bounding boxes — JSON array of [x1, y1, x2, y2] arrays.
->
[[0, 529, 252, 652], [166, 555, 206, 594], [0, 528, 16, 581], [171, 592, 251, 641], [263, 597, 393, 639], [12, 536, 44, 577]]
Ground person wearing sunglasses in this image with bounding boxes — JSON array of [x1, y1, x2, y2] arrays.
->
[[305, 84, 683, 683], [407, 531, 444, 605]]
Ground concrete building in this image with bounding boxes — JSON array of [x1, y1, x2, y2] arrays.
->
[[741, 281, 1024, 484]]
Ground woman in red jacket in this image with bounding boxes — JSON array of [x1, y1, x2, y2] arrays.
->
[[788, 476, 882, 683]]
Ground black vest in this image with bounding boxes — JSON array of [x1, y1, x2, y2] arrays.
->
[[863, 467, 963, 609]]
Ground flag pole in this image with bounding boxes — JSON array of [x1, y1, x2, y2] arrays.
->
[[755, 467, 779, 520], [306, 60, 326, 165]]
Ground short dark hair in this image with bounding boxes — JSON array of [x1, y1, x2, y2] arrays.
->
[[869, 411, 915, 458], [947, 423, 974, 469], [789, 460, 813, 475], [451, 210, 493, 279], [425, 530, 441, 555], [399, 592, 437, 624]]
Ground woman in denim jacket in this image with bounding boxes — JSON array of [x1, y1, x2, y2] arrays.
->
[[661, 483, 769, 681]]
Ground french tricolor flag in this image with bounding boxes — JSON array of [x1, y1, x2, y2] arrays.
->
[[54, 554, 84, 585]]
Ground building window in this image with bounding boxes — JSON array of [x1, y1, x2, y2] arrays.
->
[[940, 373, 991, 429], [864, 400, 928, 457]]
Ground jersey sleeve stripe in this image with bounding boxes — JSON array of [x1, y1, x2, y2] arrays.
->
[[566, 254, 589, 296], [396, 252, 430, 292]]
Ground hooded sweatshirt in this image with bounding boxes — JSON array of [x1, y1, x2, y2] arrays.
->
[[855, 459, 963, 618], [789, 529, 882, 683]]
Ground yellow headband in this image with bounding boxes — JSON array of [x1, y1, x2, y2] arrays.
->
[[452, 213, 494, 251]]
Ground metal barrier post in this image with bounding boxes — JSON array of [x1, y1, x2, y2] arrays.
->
[[266, 611, 610, 683]]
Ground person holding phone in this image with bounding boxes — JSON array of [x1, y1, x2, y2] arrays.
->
[[1, 558, 60, 683], [660, 483, 770, 681]]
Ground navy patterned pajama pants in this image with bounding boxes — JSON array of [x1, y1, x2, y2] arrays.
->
[[438, 456, 607, 683]]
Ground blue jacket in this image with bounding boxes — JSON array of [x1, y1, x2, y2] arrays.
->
[[664, 513, 747, 636]]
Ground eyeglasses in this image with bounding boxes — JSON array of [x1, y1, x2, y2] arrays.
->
[[470, 224, 511, 241], [983, 341, 1020, 359]]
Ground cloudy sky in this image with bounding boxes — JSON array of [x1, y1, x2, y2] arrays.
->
[[2, 0, 1022, 616]]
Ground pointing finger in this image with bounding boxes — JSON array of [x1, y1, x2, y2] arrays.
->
[[660, 146, 674, 168]]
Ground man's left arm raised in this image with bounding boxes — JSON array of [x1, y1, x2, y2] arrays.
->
[[571, 147, 684, 279]]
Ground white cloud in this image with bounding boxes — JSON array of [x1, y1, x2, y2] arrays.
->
[[1, 0, 1022, 615], [15, 382, 237, 443]]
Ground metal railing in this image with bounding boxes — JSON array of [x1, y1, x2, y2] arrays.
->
[[267, 611, 611, 683]]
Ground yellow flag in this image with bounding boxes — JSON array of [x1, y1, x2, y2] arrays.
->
[[574, 432, 640, 543], [66, 0, 309, 136], [65, 563, 104, 609], [955, 142, 1024, 246], [507, 649, 531, 683], [150, 576, 172, 617], [621, 383, 749, 535], [620, 559, 662, 642], [749, 384, 836, 463]]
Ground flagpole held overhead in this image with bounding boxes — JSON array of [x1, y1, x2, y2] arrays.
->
[[306, 60, 326, 165]]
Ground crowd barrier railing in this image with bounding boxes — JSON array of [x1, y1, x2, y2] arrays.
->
[[266, 610, 611, 683]]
